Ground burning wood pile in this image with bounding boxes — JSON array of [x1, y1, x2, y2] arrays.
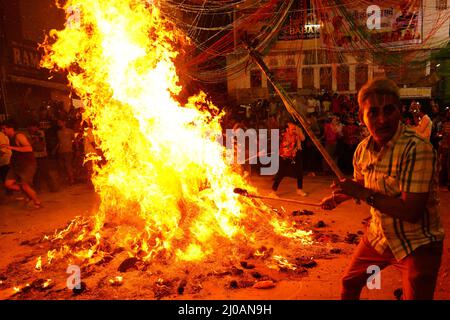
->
[[0, 0, 353, 299], [0, 210, 338, 299], [0, 203, 355, 299]]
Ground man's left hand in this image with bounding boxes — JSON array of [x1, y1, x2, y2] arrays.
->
[[332, 178, 368, 200]]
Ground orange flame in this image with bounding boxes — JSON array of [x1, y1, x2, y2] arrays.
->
[[270, 255, 297, 271], [35, 256, 42, 271], [41, 0, 311, 265]]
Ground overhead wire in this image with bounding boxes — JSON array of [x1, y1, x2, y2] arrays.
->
[[158, 0, 449, 84]]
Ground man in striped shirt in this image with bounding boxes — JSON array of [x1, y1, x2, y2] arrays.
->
[[321, 78, 444, 300]]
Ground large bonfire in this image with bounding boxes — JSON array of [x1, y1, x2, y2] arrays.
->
[[39, 0, 311, 266], [1, 0, 320, 298]]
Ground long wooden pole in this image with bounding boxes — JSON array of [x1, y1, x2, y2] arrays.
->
[[234, 188, 320, 206], [244, 193, 321, 207], [243, 41, 345, 180]]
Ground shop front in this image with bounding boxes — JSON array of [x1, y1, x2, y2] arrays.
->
[[0, 40, 69, 126]]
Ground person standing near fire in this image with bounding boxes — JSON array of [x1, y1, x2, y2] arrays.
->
[[323, 115, 342, 175], [1, 120, 41, 208], [320, 78, 444, 300], [439, 109, 450, 191], [27, 122, 58, 193], [56, 119, 75, 185], [0, 124, 12, 199], [411, 102, 432, 141], [271, 121, 307, 196], [340, 116, 360, 174]]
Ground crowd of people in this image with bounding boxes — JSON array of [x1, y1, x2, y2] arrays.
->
[[226, 91, 450, 193], [222, 80, 447, 300], [223, 79, 446, 299], [1, 74, 445, 299], [0, 101, 96, 207], [1, 90, 450, 209]]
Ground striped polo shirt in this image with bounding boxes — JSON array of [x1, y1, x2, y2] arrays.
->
[[353, 123, 445, 261]]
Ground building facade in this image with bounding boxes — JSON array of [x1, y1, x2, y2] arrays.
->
[[0, 0, 68, 124], [227, 0, 450, 104]]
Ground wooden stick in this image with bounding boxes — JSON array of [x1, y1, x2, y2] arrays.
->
[[248, 194, 321, 207], [234, 188, 320, 207], [243, 41, 345, 181]]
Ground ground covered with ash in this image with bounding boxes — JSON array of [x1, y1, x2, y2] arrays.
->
[[0, 206, 353, 300]]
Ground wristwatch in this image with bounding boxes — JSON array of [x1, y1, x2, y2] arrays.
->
[[366, 193, 377, 207]]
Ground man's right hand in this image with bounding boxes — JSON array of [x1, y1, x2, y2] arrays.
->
[[320, 195, 338, 210]]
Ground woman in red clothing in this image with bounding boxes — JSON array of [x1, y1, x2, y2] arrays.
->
[[323, 116, 342, 174], [340, 117, 360, 174], [271, 121, 307, 196]]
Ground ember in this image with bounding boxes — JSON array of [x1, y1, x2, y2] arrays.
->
[[253, 280, 275, 289], [108, 276, 123, 287], [35, 256, 42, 271]]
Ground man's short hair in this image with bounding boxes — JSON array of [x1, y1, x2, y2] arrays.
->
[[357, 78, 400, 107], [357, 78, 401, 121]]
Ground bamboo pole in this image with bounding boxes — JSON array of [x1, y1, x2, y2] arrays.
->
[[243, 41, 345, 181]]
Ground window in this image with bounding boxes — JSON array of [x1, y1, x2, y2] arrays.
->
[[302, 68, 314, 89], [320, 67, 332, 91], [286, 58, 296, 66], [436, 0, 447, 10], [273, 68, 297, 92], [250, 70, 262, 88], [355, 64, 368, 90], [337, 65, 349, 91], [268, 58, 278, 67], [303, 50, 345, 65]]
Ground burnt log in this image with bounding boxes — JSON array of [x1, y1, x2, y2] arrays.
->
[[292, 209, 314, 216], [230, 266, 244, 276], [177, 279, 188, 295], [72, 282, 87, 295], [314, 221, 327, 228], [240, 261, 256, 269], [118, 257, 138, 272], [253, 280, 275, 289]]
